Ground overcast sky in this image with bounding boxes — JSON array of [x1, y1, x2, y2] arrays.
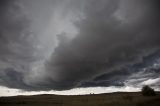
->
[[0, 0, 160, 96]]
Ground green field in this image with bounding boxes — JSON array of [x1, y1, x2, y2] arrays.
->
[[0, 92, 160, 106]]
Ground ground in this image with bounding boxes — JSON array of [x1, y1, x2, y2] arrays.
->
[[0, 92, 160, 106]]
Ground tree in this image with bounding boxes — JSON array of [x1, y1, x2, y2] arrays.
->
[[141, 85, 156, 96]]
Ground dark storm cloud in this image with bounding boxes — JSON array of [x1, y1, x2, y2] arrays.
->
[[0, 68, 29, 89], [0, 0, 160, 91], [0, 0, 39, 90], [44, 0, 160, 90], [80, 51, 160, 88]]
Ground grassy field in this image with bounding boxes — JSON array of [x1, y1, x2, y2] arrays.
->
[[0, 92, 160, 106]]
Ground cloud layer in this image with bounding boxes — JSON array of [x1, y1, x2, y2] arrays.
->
[[0, 0, 160, 91]]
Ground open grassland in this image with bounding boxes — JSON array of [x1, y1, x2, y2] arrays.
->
[[0, 92, 160, 106]]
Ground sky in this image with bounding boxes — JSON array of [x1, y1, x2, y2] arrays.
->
[[0, 0, 160, 96]]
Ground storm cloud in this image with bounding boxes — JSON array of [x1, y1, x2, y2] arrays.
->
[[0, 0, 160, 91]]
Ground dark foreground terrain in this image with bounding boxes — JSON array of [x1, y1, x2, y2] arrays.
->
[[0, 92, 160, 106]]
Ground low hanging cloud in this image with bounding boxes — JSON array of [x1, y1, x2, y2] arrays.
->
[[0, 0, 160, 91]]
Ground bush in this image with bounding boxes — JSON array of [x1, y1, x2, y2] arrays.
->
[[141, 85, 156, 96]]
